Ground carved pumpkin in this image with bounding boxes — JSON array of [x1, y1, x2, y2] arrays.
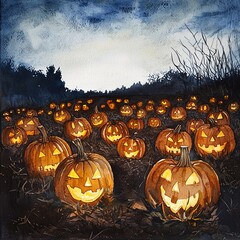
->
[[37, 109, 44, 115], [53, 108, 71, 124], [16, 116, 41, 136], [54, 138, 114, 206], [127, 118, 144, 130], [60, 103, 66, 109], [107, 101, 116, 110], [87, 99, 93, 104], [64, 117, 92, 140], [194, 119, 236, 159], [136, 109, 147, 119], [145, 104, 154, 112], [198, 104, 210, 114], [160, 99, 171, 108], [207, 109, 230, 126], [156, 105, 167, 115], [116, 98, 122, 103], [24, 125, 72, 177], [224, 95, 229, 100], [124, 99, 129, 103], [73, 103, 81, 112], [228, 102, 239, 113], [186, 118, 205, 135], [185, 101, 197, 110], [82, 104, 89, 111], [119, 105, 133, 117], [209, 97, 217, 104], [1, 126, 28, 148], [90, 106, 108, 128], [190, 95, 198, 101], [26, 109, 38, 117], [145, 146, 220, 221], [170, 107, 187, 121], [101, 121, 129, 145], [147, 117, 161, 128], [155, 125, 192, 157], [137, 101, 143, 108], [49, 102, 57, 109], [117, 136, 146, 159]]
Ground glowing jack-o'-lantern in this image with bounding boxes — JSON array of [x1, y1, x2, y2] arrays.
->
[[186, 118, 205, 135], [119, 105, 133, 117], [228, 102, 239, 113], [24, 125, 72, 178], [54, 138, 114, 206], [170, 107, 187, 121], [155, 125, 192, 157], [147, 117, 161, 128], [53, 108, 71, 124], [209, 97, 217, 104], [145, 146, 220, 221], [1, 126, 28, 148], [198, 104, 210, 114], [127, 118, 144, 130], [101, 121, 129, 145], [145, 104, 154, 112], [90, 106, 108, 128], [73, 103, 81, 112], [37, 109, 44, 115], [207, 109, 230, 125], [82, 104, 89, 111], [49, 102, 57, 109], [156, 105, 167, 115], [26, 109, 37, 117], [160, 99, 171, 108], [64, 117, 92, 140], [194, 119, 236, 159], [117, 136, 146, 159], [16, 116, 41, 136], [136, 109, 147, 119], [185, 101, 197, 110], [190, 95, 198, 102]]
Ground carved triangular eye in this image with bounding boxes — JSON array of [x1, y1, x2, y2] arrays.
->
[[53, 148, 61, 155], [209, 114, 214, 118], [39, 151, 46, 158], [161, 169, 172, 181], [201, 131, 208, 138], [186, 172, 199, 185], [78, 122, 83, 127], [18, 120, 24, 125], [178, 138, 183, 143], [71, 122, 75, 129], [172, 182, 179, 192], [168, 137, 174, 142], [9, 132, 15, 137], [68, 169, 79, 178], [124, 142, 128, 146], [107, 127, 112, 133], [27, 120, 35, 125], [92, 169, 101, 179], [217, 131, 225, 137], [217, 113, 223, 119]]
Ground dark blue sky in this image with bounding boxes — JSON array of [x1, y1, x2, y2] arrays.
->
[[1, 0, 240, 90]]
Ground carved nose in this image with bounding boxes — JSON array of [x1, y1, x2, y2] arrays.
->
[[210, 137, 215, 142], [84, 177, 92, 187]]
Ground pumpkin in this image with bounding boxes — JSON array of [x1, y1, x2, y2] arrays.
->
[[24, 125, 72, 177], [101, 121, 129, 145], [53, 107, 71, 124], [190, 95, 198, 101], [64, 117, 92, 140], [116, 98, 122, 103], [107, 102, 116, 110], [100, 104, 106, 109], [209, 97, 217, 104], [119, 105, 133, 117], [145, 146, 220, 221], [87, 99, 94, 104], [155, 125, 192, 157], [26, 109, 37, 117], [117, 136, 146, 159], [207, 109, 230, 126], [48, 110, 53, 115], [60, 103, 66, 109], [198, 104, 210, 114], [136, 109, 147, 119], [124, 99, 129, 103], [137, 101, 143, 108], [156, 105, 167, 115], [186, 118, 205, 135], [73, 103, 81, 112], [54, 138, 114, 206], [160, 99, 171, 108], [82, 104, 89, 111], [228, 102, 239, 113], [147, 117, 161, 128], [90, 106, 108, 128], [145, 104, 154, 112], [37, 109, 44, 115], [1, 125, 28, 148], [67, 102, 72, 108], [16, 116, 41, 136], [4, 115, 12, 122], [49, 102, 57, 109], [127, 118, 144, 130], [170, 107, 187, 121], [185, 101, 197, 110], [224, 95, 229, 100], [194, 119, 236, 159]]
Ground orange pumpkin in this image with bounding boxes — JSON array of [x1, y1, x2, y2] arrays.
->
[[53, 108, 71, 124], [127, 118, 144, 130], [147, 117, 161, 128], [136, 109, 147, 119], [90, 106, 108, 128], [207, 109, 230, 125], [16, 116, 41, 136], [186, 118, 205, 135], [198, 104, 210, 114], [228, 102, 239, 113], [170, 107, 187, 121], [119, 105, 133, 117], [156, 105, 167, 115]]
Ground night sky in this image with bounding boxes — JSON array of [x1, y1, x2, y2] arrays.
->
[[1, 0, 240, 91]]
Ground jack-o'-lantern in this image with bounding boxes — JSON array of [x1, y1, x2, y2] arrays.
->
[[48, 111, 53, 115], [198, 104, 210, 114], [218, 100, 223, 105], [155, 125, 192, 157], [131, 104, 137, 110], [16, 116, 41, 136], [145, 104, 155, 112], [145, 146, 220, 221], [54, 138, 114, 206], [137, 101, 143, 108], [4, 115, 12, 122], [64, 117, 92, 140], [60, 103, 66, 109], [224, 95, 229, 100], [90, 106, 108, 128], [228, 102, 239, 113], [21, 108, 26, 112], [160, 99, 171, 108], [24, 125, 72, 178], [186, 118, 205, 135], [127, 118, 144, 130], [82, 104, 89, 111], [194, 119, 236, 159], [117, 136, 146, 159], [87, 99, 93, 104], [67, 102, 72, 108], [49, 102, 57, 109], [119, 105, 133, 117], [209, 97, 217, 104], [186, 101, 197, 110], [37, 109, 44, 115], [207, 109, 230, 125], [1, 125, 28, 148], [124, 99, 129, 104], [116, 98, 122, 103], [170, 107, 187, 121], [53, 108, 71, 124], [148, 100, 155, 105], [136, 109, 147, 119], [147, 117, 161, 128], [107, 101, 116, 110], [156, 105, 167, 115], [190, 95, 198, 101], [100, 104, 106, 109], [73, 103, 81, 112], [26, 109, 38, 117], [101, 121, 129, 145]]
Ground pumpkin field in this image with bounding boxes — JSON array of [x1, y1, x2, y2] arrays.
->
[[1, 94, 240, 239]]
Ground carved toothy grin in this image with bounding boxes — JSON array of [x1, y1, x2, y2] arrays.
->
[[161, 186, 199, 213], [165, 146, 181, 154], [92, 120, 103, 126], [124, 150, 139, 158], [38, 163, 60, 172], [107, 134, 122, 142], [197, 142, 227, 153], [72, 130, 87, 137], [67, 185, 104, 202]]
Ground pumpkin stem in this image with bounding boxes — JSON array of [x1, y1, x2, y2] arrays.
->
[[174, 125, 181, 133], [94, 106, 99, 113], [38, 125, 48, 143], [208, 118, 216, 126], [178, 146, 191, 167], [72, 138, 88, 161]]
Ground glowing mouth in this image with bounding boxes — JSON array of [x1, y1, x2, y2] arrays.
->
[[72, 130, 87, 137], [11, 137, 22, 144], [165, 146, 181, 154], [67, 185, 104, 202], [197, 142, 227, 153], [124, 150, 139, 158], [93, 120, 103, 126], [26, 130, 35, 135], [38, 163, 60, 172], [107, 135, 122, 142], [161, 186, 199, 213]]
